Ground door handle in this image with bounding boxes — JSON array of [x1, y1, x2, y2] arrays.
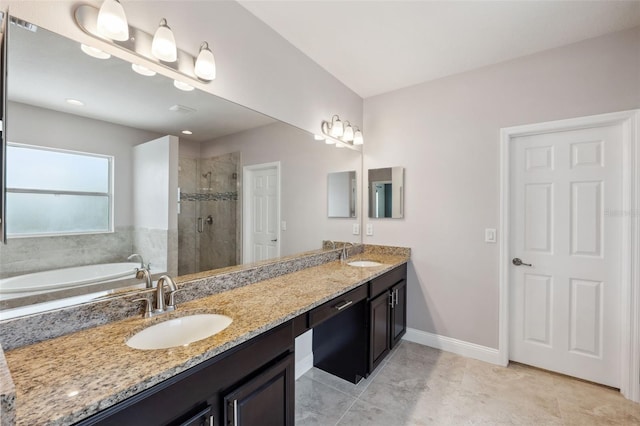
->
[[271, 238, 278, 242], [512, 258, 532, 267]]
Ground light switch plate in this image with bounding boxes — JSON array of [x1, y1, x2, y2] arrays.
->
[[366, 223, 374, 236], [352, 223, 360, 235], [485, 228, 497, 243]]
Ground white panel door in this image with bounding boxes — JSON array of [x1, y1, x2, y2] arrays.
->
[[247, 166, 279, 263], [510, 124, 622, 387]]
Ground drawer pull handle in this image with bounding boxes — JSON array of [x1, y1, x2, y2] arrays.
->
[[334, 300, 353, 311]]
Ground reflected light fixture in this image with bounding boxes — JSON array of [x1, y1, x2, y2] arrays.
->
[[66, 98, 85, 106], [96, 0, 129, 41], [320, 114, 364, 147], [151, 18, 177, 62], [174, 80, 194, 91], [314, 134, 325, 141], [329, 115, 344, 138], [80, 44, 111, 59], [353, 128, 364, 145], [194, 42, 216, 81], [131, 63, 156, 76]]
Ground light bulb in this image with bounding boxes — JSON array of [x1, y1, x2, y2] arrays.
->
[[330, 115, 344, 138], [353, 129, 364, 145], [131, 63, 156, 76], [80, 44, 111, 60], [96, 0, 129, 41], [174, 80, 194, 91], [342, 123, 354, 142], [194, 42, 216, 81], [152, 19, 177, 62]]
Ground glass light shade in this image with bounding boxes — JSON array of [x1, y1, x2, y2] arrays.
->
[[152, 19, 177, 62], [342, 123, 354, 142], [96, 0, 129, 41], [330, 116, 344, 138], [353, 129, 364, 145], [174, 80, 194, 91], [80, 44, 111, 60], [131, 63, 156, 76], [194, 42, 216, 81]]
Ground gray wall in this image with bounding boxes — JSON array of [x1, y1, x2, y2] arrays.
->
[[363, 27, 640, 349]]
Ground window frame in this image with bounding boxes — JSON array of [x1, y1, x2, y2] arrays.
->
[[6, 142, 114, 238]]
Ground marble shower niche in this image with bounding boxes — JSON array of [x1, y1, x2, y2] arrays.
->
[[178, 152, 241, 275]]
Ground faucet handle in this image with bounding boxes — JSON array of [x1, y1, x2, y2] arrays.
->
[[132, 297, 152, 318], [166, 288, 184, 311]]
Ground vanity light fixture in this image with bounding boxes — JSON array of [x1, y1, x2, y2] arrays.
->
[[80, 44, 111, 59], [131, 63, 156, 76], [174, 80, 195, 91], [194, 42, 216, 81], [320, 114, 364, 148], [151, 18, 177, 62], [96, 0, 129, 41], [75, 4, 216, 86]]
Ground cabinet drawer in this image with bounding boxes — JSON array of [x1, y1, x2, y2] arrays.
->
[[308, 285, 367, 328], [369, 263, 407, 298]]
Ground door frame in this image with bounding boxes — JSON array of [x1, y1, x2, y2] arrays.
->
[[498, 110, 640, 402], [242, 162, 281, 264]]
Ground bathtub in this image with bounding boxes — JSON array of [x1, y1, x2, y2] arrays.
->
[[0, 262, 141, 294]]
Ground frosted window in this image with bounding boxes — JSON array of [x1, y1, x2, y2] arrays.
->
[[6, 144, 113, 236]]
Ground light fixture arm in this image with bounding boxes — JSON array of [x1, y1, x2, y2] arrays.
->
[[74, 4, 212, 84], [320, 114, 363, 150]]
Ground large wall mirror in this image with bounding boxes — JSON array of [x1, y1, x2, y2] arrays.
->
[[0, 17, 362, 313], [368, 167, 404, 219]]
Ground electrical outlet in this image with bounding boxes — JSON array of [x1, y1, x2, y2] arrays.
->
[[366, 223, 374, 236], [352, 223, 360, 235], [485, 228, 497, 243]]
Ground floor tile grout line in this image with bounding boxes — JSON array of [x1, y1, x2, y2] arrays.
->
[[334, 394, 360, 426]]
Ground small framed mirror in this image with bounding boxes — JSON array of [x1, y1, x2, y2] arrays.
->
[[328, 170, 357, 218], [368, 167, 404, 219]]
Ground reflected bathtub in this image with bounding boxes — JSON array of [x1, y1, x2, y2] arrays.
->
[[0, 262, 141, 295]]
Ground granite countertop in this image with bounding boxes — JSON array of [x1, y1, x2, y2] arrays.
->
[[3, 253, 409, 426]]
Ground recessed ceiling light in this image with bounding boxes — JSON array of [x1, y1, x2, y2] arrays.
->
[[181, 130, 193, 135], [80, 44, 111, 60], [173, 80, 194, 92], [66, 99, 85, 106], [131, 63, 156, 76]]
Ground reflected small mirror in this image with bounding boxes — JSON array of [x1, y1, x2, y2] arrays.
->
[[368, 167, 404, 219], [327, 171, 356, 218]]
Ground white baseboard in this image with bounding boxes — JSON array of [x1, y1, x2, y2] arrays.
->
[[295, 353, 314, 380], [403, 328, 501, 365]]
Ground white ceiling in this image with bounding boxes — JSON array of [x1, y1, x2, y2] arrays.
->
[[238, 0, 640, 98]]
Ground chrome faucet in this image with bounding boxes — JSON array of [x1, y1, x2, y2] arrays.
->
[[133, 275, 181, 318], [155, 275, 179, 313], [127, 253, 145, 269], [342, 242, 354, 261]]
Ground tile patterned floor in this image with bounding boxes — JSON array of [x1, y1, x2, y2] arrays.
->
[[295, 341, 640, 425]]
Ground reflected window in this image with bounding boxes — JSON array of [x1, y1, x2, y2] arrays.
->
[[6, 143, 113, 236]]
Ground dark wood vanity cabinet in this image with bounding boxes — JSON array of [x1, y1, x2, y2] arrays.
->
[[368, 264, 407, 373], [74, 322, 294, 426]]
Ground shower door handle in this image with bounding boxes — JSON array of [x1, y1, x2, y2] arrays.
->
[[197, 217, 203, 233]]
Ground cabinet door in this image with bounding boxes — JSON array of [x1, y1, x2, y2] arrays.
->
[[223, 354, 294, 426], [390, 279, 407, 348], [369, 291, 391, 372]]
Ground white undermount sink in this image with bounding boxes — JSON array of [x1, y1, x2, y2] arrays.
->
[[126, 314, 233, 350], [347, 260, 384, 267]]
